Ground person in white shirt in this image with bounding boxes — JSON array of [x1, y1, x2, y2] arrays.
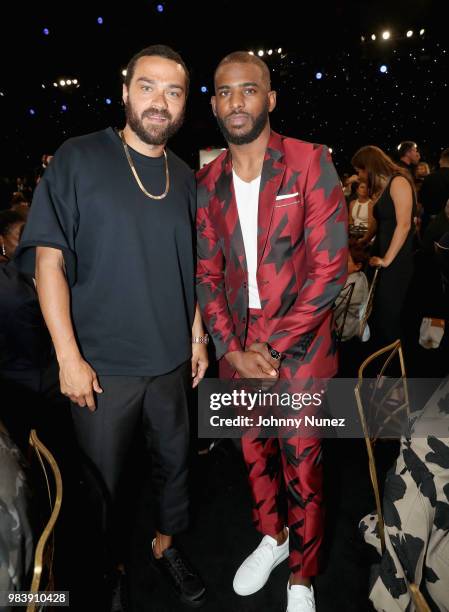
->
[[349, 181, 375, 242]]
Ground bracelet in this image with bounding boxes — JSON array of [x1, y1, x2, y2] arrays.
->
[[192, 334, 209, 344]]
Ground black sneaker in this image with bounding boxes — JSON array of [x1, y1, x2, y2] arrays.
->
[[151, 543, 206, 608]]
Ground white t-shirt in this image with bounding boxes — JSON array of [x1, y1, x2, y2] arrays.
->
[[233, 170, 262, 308]]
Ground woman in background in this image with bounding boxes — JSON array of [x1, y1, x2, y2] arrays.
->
[[351, 145, 416, 347], [0, 210, 25, 263], [0, 209, 58, 451]]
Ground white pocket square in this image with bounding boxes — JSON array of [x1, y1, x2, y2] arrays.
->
[[275, 192, 299, 201]]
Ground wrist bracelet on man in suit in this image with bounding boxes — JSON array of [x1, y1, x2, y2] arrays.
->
[[266, 342, 282, 360], [192, 334, 209, 344]]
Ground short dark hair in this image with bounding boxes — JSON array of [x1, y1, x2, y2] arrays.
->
[[398, 141, 417, 157], [124, 44, 190, 96], [214, 51, 271, 90], [349, 241, 370, 266], [0, 210, 24, 237], [440, 147, 449, 162]]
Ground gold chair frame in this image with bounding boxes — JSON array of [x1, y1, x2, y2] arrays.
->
[[354, 339, 407, 551], [355, 342, 430, 612], [26, 430, 63, 612]]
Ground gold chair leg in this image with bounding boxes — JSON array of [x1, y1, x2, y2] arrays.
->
[[409, 582, 431, 612]]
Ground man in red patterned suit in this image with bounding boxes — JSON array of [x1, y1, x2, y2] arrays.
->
[[196, 52, 347, 611]]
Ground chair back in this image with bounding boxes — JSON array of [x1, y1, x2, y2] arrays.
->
[[359, 266, 380, 338], [333, 281, 355, 344], [354, 340, 409, 553], [356, 350, 432, 611], [26, 430, 63, 612]]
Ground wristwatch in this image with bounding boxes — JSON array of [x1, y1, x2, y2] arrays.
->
[[266, 342, 282, 360], [192, 334, 209, 344]]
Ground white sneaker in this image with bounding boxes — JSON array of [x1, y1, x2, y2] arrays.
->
[[286, 583, 316, 611], [233, 531, 289, 596]]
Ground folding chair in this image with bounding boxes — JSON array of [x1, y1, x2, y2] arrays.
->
[[359, 266, 380, 338], [333, 281, 355, 344], [354, 339, 408, 553], [26, 430, 63, 612]]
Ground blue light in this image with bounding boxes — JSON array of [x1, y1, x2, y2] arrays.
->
[[97, 17, 103, 25], [200, 86, 208, 93], [29, 109, 36, 116], [61, 105, 67, 112], [380, 64, 388, 73], [43, 28, 49, 36], [315, 72, 323, 80], [157, 4, 164, 12], [105, 98, 112, 105]]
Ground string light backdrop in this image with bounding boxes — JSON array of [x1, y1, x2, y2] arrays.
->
[[0, 0, 446, 176]]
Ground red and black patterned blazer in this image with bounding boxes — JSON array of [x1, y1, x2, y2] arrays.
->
[[196, 131, 348, 378]]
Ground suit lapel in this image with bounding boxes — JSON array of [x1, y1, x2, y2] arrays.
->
[[217, 151, 247, 273], [257, 132, 286, 268]]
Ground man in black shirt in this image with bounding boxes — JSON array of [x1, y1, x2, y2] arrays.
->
[[420, 147, 449, 227], [397, 140, 420, 178], [15, 45, 208, 608]]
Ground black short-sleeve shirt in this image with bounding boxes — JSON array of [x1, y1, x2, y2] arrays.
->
[[15, 127, 196, 376]]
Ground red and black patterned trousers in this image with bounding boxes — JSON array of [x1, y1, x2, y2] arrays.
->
[[224, 309, 325, 577]]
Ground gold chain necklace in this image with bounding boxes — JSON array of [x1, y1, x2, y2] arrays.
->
[[119, 130, 169, 200]]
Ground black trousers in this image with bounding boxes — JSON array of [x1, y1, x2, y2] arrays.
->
[[70, 359, 191, 542]]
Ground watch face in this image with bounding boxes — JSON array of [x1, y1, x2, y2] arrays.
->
[[270, 348, 280, 360]]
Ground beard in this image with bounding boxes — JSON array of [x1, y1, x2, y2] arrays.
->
[[216, 101, 269, 145], [125, 98, 185, 146]]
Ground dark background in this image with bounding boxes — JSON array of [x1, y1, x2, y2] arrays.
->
[[1, 0, 447, 177]]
